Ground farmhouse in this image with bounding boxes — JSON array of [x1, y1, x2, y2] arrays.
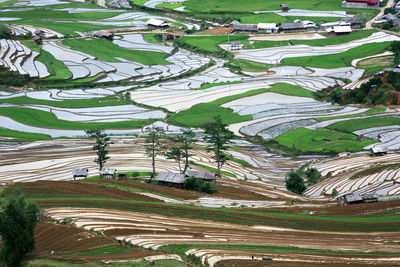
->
[[343, 193, 364, 204], [233, 23, 258, 32], [339, 17, 362, 28], [363, 192, 378, 203], [93, 30, 114, 41], [147, 18, 169, 28], [370, 147, 387, 156], [100, 168, 116, 179], [326, 25, 352, 35], [375, 13, 400, 26], [341, 0, 380, 9], [155, 172, 186, 188], [279, 22, 305, 32], [186, 170, 216, 184], [72, 168, 88, 180], [257, 23, 277, 33], [229, 41, 242, 50]]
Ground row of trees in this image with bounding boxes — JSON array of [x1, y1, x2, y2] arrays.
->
[[86, 115, 234, 181]]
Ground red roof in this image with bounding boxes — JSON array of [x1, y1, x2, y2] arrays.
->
[[346, 0, 379, 6]]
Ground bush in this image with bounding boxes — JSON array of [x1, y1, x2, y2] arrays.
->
[[183, 177, 216, 194], [285, 170, 306, 195]]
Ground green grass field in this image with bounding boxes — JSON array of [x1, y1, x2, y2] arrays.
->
[[168, 83, 316, 127], [0, 128, 51, 142], [63, 39, 171, 65], [291, 29, 377, 46], [328, 116, 400, 133], [274, 128, 377, 153], [240, 13, 340, 24], [0, 107, 155, 130], [282, 42, 391, 69], [156, 2, 183, 9], [3, 8, 122, 20], [179, 35, 247, 52], [143, 33, 164, 44], [228, 59, 273, 72]]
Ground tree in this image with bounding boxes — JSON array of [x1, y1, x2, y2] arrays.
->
[[85, 129, 111, 174], [144, 125, 165, 181], [203, 116, 234, 177], [285, 170, 306, 195], [0, 188, 39, 267], [165, 128, 196, 174], [305, 167, 321, 186]]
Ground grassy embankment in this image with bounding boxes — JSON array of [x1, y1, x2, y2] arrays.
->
[[63, 39, 171, 65], [168, 83, 316, 127]]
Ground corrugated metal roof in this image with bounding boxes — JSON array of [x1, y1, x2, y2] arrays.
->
[[100, 168, 116, 175], [344, 193, 363, 203], [279, 22, 305, 30], [73, 168, 88, 176], [186, 170, 215, 180], [156, 172, 186, 184], [233, 24, 258, 31]]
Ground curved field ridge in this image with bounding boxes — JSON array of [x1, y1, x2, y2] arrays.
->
[[305, 153, 400, 199], [230, 32, 400, 64], [0, 39, 50, 78]]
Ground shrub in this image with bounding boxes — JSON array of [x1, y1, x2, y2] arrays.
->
[[285, 170, 306, 195], [183, 177, 216, 194]]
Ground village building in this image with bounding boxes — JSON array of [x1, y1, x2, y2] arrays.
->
[[257, 23, 277, 33], [32, 35, 42, 45], [363, 192, 378, 203], [155, 172, 186, 188], [326, 25, 352, 35], [229, 41, 242, 51], [375, 13, 400, 26], [233, 23, 258, 32], [343, 193, 364, 204], [147, 18, 169, 28], [370, 147, 387, 156], [279, 21, 305, 33], [339, 17, 363, 28], [186, 170, 216, 184], [72, 168, 88, 180], [34, 29, 45, 37], [93, 30, 114, 41], [320, 20, 351, 30], [100, 168, 117, 179], [341, 0, 380, 9], [280, 3, 289, 11]]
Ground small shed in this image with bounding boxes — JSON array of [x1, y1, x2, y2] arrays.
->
[[339, 17, 362, 28], [186, 170, 216, 184], [280, 3, 289, 11], [32, 35, 42, 45], [229, 41, 241, 50], [370, 147, 387, 156], [343, 193, 363, 204], [257, 23, 277, 33], [72, 168, 88, 180], [93, 30, 114, 41], [363, 192, 378, 203], [100, 168, 117, 179], [147, 18, 169, 28], [233, 24, 258, 32], [155, 172, 186, 188], [328, 25, 352, 35]]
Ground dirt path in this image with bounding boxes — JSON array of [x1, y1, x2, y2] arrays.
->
[[366, 0, 394, 29]]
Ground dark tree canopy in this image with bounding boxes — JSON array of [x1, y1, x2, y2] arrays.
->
[[85, 129, 111, 174], [0, 188, 39, 267], [165, 128, 196, 174], [285, 170, 306, 195]]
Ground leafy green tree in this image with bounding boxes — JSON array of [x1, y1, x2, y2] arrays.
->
[[183, 177, 216, 194], [144, 125, 166, 181], [0, 188, 39, 267], [305, 167, 321, 186], [285, 170, 306, 195], [85, 129, 111, 174], [165, 129, 196, 173], [204, 116, 234, 177]]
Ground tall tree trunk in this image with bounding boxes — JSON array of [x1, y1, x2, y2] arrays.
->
[[216, 145, 221, 177], [183, 145, 189, 174]]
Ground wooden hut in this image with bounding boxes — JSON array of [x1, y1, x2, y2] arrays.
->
[[363, 192, 378, 203], [93, 30, 114, 41], [155, 172, 186, 188], [186, 170, 216, 184], [229, 41, 241, 51], [72, 168, 88, 180], [100, 168, 117, 179], [343, 193, 363, 204], [370, 147, 387, 156], [280, 3, 289, 11]]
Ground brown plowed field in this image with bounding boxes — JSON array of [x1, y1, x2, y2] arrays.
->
[[6, 181, 158, 202], [33, 222, 114, 255]]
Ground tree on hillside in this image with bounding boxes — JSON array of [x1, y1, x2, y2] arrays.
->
[[165, 128, 196, 174], [144, 125, 166, 181], [85, 129, 111, 174], [285, 170, 306, 195], [0, 187, 39, 267], [203, 116, 234, 177], [305, 167, 321, 186]]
